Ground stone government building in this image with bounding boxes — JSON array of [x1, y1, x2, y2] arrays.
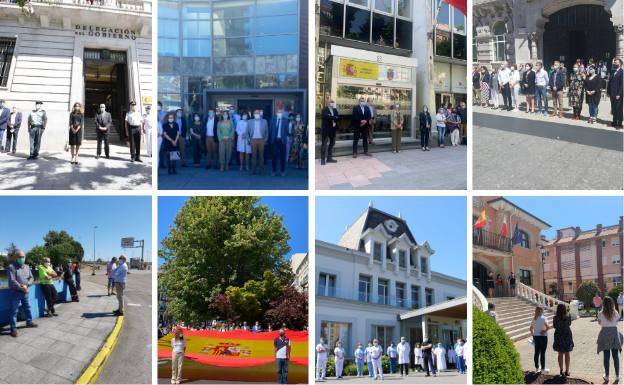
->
[[473, 0, 624, 69]]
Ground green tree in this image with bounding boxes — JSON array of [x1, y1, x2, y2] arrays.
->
[[225, 271, 284, 323], [26, 245, 47, 267], [576, 280, 599, 308], [44, 230, 84, 262], [608, 284, 623, 304], [159, 197, 291, 323]]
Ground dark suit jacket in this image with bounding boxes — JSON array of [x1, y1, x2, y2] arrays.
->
[[608, 68, 623, 98], [321, 106, 339, 135], [269, 117, 289, 144], [549, 70, 565, 90], [9, 112, 22, 130], [351, 104, 371, 131], [419, 112, 432, 129], [204, 117, 219, 143], [95, 111, 112, 132], [0, 107, 10, 130]]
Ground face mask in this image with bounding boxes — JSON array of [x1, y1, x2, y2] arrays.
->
[[176, 112, 182, 118], [374, 343, 378, 346], [223, 115, 229, 120], [242, 115, 248, 120], [168, 118, 174, 123], [35, 105, 41, 111], [589, 69, 594, 75], [254, 114, 260, 119], [615, 63, 621, 69], [194, 116, 200, 122], [359, 102, 365, 106], [16, 257, 25, 265], [157, 105, 162, 111], [131, 106, 136, 112], [423, 107, 428, 112], [331, 102, 336, 108], [44, 262, 50, 267], [395, 105, 400, 108], [295, 117, 301, 122]]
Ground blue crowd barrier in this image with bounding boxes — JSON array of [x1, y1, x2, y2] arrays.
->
[[0, 278, 71, 327]]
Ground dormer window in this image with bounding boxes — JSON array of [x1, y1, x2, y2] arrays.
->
[[386, 245, 393, 261], [420, 256, 428, 274], [373, 241, 382, 261], [410, 249, 416, 267], [398, 250, 406, 268]]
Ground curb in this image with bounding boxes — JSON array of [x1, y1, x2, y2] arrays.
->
[[75, 315, 124, 385]]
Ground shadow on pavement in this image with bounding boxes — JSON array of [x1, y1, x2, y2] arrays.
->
[[82, 312, 117, 318]]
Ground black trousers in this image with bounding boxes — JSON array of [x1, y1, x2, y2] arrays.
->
[[502, 83, 512, 110], [96, 130, 110, 157], [272, 138, 286, 173], [5, 128, 18, 152], [611, 96, 623, 126], [420, 127, 430, 148], [399, 363, 409, 376], [320, 129, 336, 163], [533, 335, 547, 370], [128, 126, 141, 160], [65, 278, 78, 301], [352, 127, 368, 155], [191, 137, 202, 165], [41, 284, 56, 314], [423, 354, 435, 375]]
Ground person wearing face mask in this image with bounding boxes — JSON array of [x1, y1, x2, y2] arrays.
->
[[457, 102, 467, 138], [351, 97, 372, 158], [289, 113, 307, 169], [498, 62, 512, 111], [143, 105, 153, 157], [472, 66, 482, 105], [315, 337, 328, 381], [189, 113, 203, 167], [125, 101, 144, 162], [0, 99, 9, 152], [95, 104, 112, 159], [568, 65, 585, 120], [246, 109, 269, 175], [390, 103, 404, 153], [510, 64, 521, 112], [38, 257, 59, 317], [320, 99, 338, 165], [5, 106, 21, 154], [204, 109, 219, 169], [269, 109, 289, 176], [217, 112, 234, 171], [273, 328, 291, 384], [421, 339, 436, 377], [7, 250, 37, 337], [489, 66, 500, 109], [68, 102, 84, 164], [435, 107, 447, 148], [607, 58, 623, 129], [522, 63, 536, 113], [236, 111, 251, 171], [419, 105, 432, 151], [370, 338, 384, 380], [27, 101, 47, 160], [163, 112, 180, 174], [448, 108, 461, 147], [397, 337, 410, 376], [550, 61, 566, 118], [171, 328, 186, 385], [534, 62, 550, 116], [479, 67, 491, 108], [584, 65, 602, 124], [354, 342, 365, 377], [112, 255, 129, 316], [334, 340, 345, 379]]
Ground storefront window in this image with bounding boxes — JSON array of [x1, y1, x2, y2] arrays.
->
[[158, 76, 181, 94], [372, 13, 394, 47], [345, 6, 370, 42], [212, 75, 255, 89], [180, 58, 211, 76], [319, 0, 344, 37]]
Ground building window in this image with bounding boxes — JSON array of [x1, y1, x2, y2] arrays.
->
[[396, 282, 406, 307], [397, 0, 411, 19], [492, 21, 506, 62], [345, 5, 371, 42], [318, 273, 336, 297], [0, 38, 16, 87], [520, 269, 532, 286], [378, 278, 389, 305], [519, 230, 530, 249], [373, 242, 383, 262], [319, 0, 344, 37], [371, 325, 393, 350], [425, 288, 434, 306], [612, 237, 621, 246], [359, 275, 372, 302], [602, 240, 607, 247], [434, 2, 451, 57], [411, 285, 420, 309], [398, 250, 406, 268], [613, 255, 621, 264], [614, 276, 623, 286], [321, 321, 352, 355], [420, 257, 428, 274]]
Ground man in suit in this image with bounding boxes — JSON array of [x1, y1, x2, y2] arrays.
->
[[95, 103, 112, 159], [608, 58, 623, 129], [5, 106, 21, 153], [204, 108, 219, 169], [269, 109, 289, 177], [0, 99, 10, 152], [247, 109, 269, 175], [352, 97, 372, 158], [320, 99, 338, 165]]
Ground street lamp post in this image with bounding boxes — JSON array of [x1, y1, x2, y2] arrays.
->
[[93, 226, 98, 262]]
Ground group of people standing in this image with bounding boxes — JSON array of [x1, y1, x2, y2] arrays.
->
[[315, 336, 467, 381], [157, 103, 307, 176], [473, 57, 623, 128]]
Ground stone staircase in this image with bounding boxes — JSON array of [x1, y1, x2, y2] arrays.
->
[[489, 296, 556, 342]]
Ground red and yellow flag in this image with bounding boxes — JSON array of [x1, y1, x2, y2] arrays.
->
[[474, 208, 487, 229]]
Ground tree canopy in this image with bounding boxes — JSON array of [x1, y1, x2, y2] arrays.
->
[[159, 196, 293, 324], [17, 230, 85, 267]]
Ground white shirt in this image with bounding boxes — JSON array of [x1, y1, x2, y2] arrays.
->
[[370, 345, 383, 360], [498, 67, 511, 85], [598, 312, 619, 327], [386, 346, 397, 358], [252, 119, 263, 139], [455, 344, 464, 357], [334, 347, 345, 360], [9, 112, 16, 126], [535, 69, 549, 87], [206, 117, 215, 136], [316, 343, 328, 360], [510, 70, 521, 87], [436, 113, 446, 127], [354, 348, 365, 360], [143, 113, 152, 131], [276, 118, 282, 139], [532, 315, 548, 336], [125, 111, 143, 126], [617, 295, 623, 305], [171, 338, 186, 354]]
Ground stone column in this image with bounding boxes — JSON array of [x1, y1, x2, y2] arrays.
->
[[422, 316, 429, 340], [528, 32, 539, 61], [614, 24, 624, 60]]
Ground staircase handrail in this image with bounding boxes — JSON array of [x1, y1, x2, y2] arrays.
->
[[472, 285, 488, 311], [516, 281, 572, 314]]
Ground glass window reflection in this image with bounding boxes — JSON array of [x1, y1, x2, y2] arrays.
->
[[256, 16, 297, 35], [183, 21, 211, 38], [397, 0, 411, 19], [345, 6, 370, 42], [453, 7, 465, 34], [347, 0, 368, 7], [183, 39, 211, 57], [213, 75, 255, 89], [374, 0, 392, 14], [372, 13, 393, 47], [214, 57, 254, 75], [213, 37, 254, 56], [255, 0, 298, 16], [159, 38, 179, 56], [255, 35, 298, 55], [183, 5, 210, 19], [395, 19, 412, 49], [213, 19, 252, 37], [319, 0, 344, 37]]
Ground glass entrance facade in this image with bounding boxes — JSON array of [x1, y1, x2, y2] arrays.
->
[[158, 0, 305, 115]]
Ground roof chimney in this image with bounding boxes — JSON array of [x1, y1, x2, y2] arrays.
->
[[596, 224, 603, 235], [574, 227, 581, 237]]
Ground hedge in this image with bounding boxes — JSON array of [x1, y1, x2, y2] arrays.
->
[[473, 305, 524, 384], [317, 355, 391, 377]]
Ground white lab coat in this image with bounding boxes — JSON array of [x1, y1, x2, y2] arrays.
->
[[434, 346, 447, 370], [397, 341, 410, 364], [334, 347, 345, 377], [316, 343, 328, 379], [447, 346, 457, 364]]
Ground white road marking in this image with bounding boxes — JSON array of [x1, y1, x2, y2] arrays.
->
[[127, 303, 142, 307]]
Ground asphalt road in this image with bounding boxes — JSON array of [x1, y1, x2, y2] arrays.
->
[[91, 269, 152, 384]]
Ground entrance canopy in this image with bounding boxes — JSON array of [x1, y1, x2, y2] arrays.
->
[[399, 297, 467, 320]]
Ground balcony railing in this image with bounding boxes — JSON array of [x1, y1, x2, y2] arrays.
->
[[0, 0, 151, 13], [317, 287, 421, 310], [473, 228, 512, 253]]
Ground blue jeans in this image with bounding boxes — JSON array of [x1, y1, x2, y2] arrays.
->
[[10, 290, 33, 331], [389, 357, 397, 373], [535, 86, 548, 114], [367, 360, 374, 377], [604, 349, 620, 378], [457, 356, 466, 374], [276, 358, 288, 384], [437, 126, 446, 145], [588, 100, 599, 118], [356, 359, 364, 376]]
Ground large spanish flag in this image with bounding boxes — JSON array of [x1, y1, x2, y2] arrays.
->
[[474, 208, 487, 229], [445, 0, 467, 15], [158, 329, 308, 383]]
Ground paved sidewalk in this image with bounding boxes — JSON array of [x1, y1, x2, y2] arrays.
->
[[0, 142, 152, 190], [316, 147, 467, 190], [514, 317, 624, 384], [0, 277, 118, 384], [316, 371, 467, 384]]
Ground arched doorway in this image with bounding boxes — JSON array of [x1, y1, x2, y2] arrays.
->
[[473, 261, 489, 296], [543, 5, 615, 70]]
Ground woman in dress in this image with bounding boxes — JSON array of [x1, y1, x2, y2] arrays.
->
[[552, 303, 574, 377], [522, 63, 536, 113], [171, 328, 186, 385], [289, 113, 307, 169], [568, 64, 585, 120], [162, 112, 180, 175], [413, 342, 424, 372], [480, 66, 491, 108], [235, 112, 250, 171], [597, 296, 623, 382], [584, 64, 602, 124], [530, 306, 550, 373], [68, 102, 84, 164], [189, 113, 203, 168]]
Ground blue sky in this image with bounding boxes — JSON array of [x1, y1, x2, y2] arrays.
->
[[158, 196, 308, 266], [316, 197, 467, 280], [505, 196, 623, 239], [0, 196, 152, 261]]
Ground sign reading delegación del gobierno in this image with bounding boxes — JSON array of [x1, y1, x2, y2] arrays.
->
[[75, 25, 137, 40]]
